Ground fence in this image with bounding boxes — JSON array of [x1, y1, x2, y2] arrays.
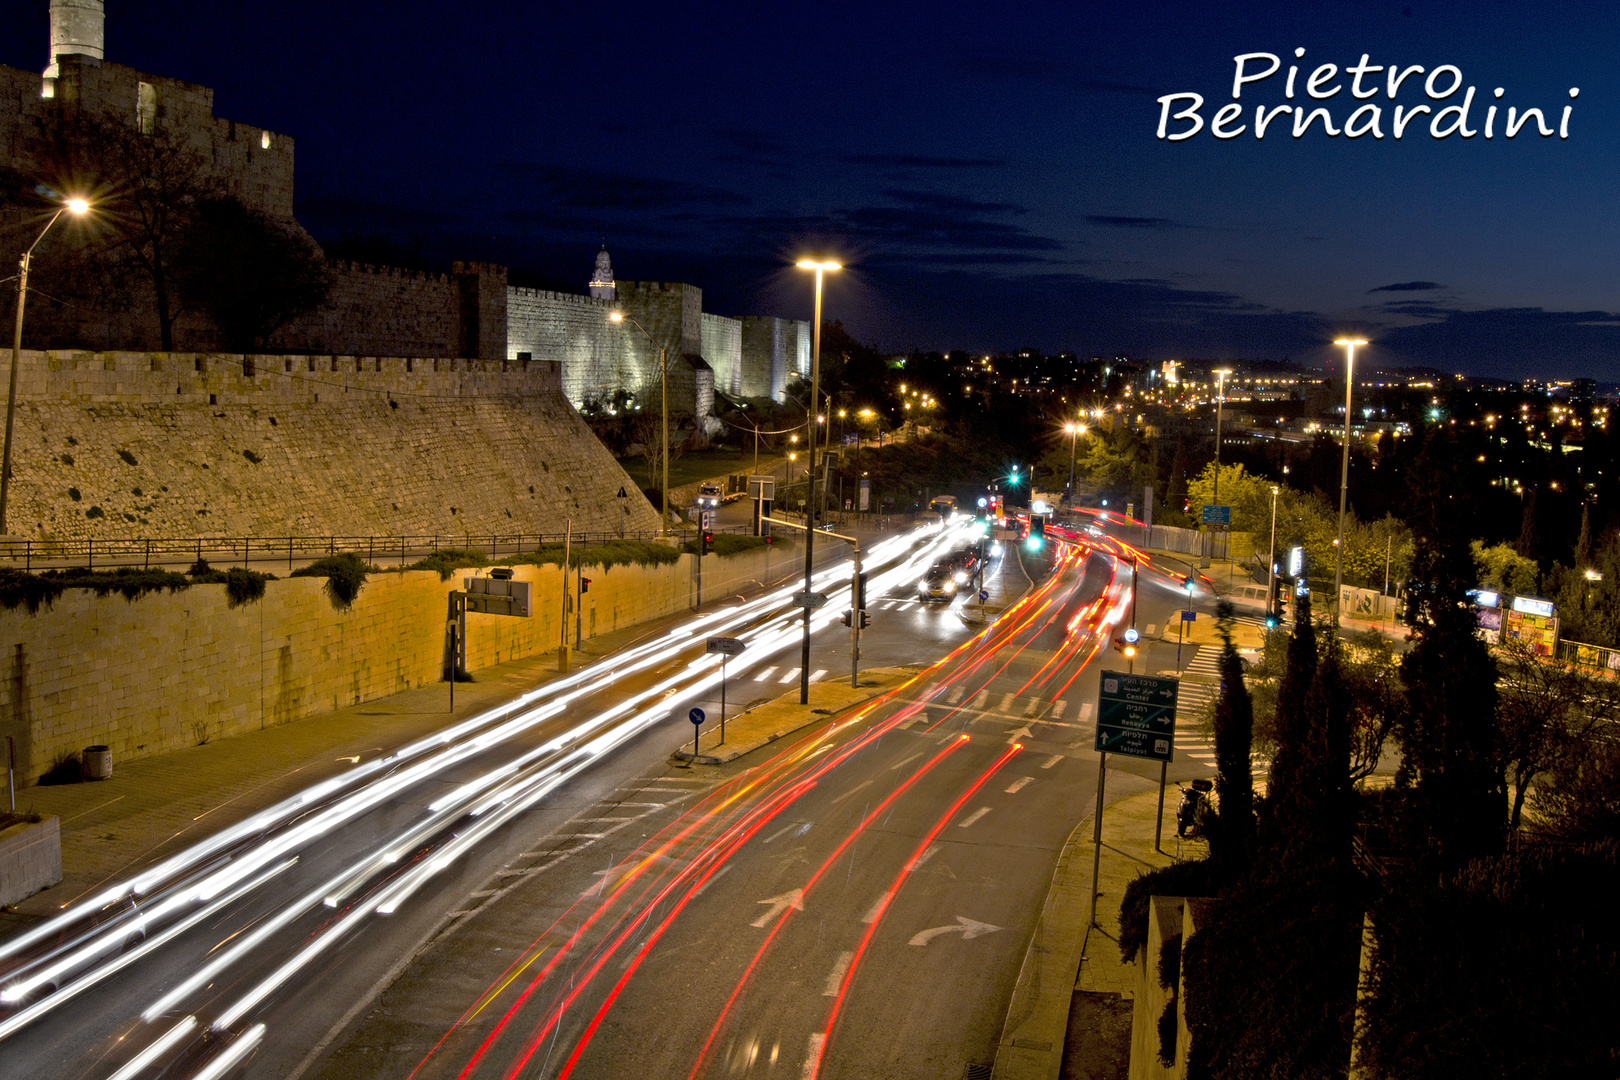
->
[[0, 527, 759, 574], [1558, 637, 1620, 677]]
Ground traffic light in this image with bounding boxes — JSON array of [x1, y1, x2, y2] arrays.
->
[[1183, 573, 1196, 594], [700, 531, 714, 555], [859, 611, 871, 629], [1275, 583, 1292, 624], [1112, 638, 1138, 659], [855, 572, 868, 610], [841, 609, 855, 628], [580, 577, 591, 594]]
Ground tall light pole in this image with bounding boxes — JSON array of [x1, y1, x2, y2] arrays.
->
[[609, 310, 671, 538], [1064, 421, 1086, 499], [795, 258, 840, 705], [4, 197, 89, 535], [1202, 368, 1232, 568], [1332, 338, 1367, 622], [1267, 484, 1279, 619]]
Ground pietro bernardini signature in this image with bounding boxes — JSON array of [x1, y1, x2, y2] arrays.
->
[[1157, 49, 1577, 141]]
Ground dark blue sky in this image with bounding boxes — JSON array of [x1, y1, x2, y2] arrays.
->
[[6, 1, 1619, 377]]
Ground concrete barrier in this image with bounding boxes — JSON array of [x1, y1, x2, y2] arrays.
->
[[0, 816, 62, 906]]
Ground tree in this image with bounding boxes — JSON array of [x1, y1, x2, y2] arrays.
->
[[176, 197, 331, 350], [1493, 638, 1620, 831], [1472, 540, 1539, 596], [51, 115, 216, 350], [1259, 588, 1317, 854], [1209, 604, 1255, 882]]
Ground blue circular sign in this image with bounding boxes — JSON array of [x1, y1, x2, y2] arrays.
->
[[689, 707, 706, 726], [1124, 627, 1140, 643]]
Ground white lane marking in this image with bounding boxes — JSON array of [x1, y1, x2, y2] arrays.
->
[[691, 863, 733, 898], [1147, 623, 1157, 636], [1040, 754, 1064, 770], [973, 690, 989, 708], [755, 667, 778, 682], [810, 669, 827, 682], [862, 890, 894, 924], [958, 806, 991, 828], [906, 843, 941, 873], [889, 750, 925, 771], [803, 1034, 826, 1080], [830, 779, 874, 804], [823, 951, 854, 996], [1052, 700, 1068, 720], [999, 691, 1016, 712], [762, 822, 800, 844], [947, 686, 965, 705], [1022, 698, 1042, 717], [1079, 702, 1095, 723], [1005, 776, 1034, 794], [779, 668, 800, 684]]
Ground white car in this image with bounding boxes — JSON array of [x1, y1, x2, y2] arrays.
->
[[695, 482, 723, 510]]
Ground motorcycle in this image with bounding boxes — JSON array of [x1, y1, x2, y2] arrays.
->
[[1176, 778, 1214, 838]]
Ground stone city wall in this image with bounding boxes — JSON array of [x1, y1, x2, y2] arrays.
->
[[3, 349, 661, 541], [273, 260, 507, 361], [738, 316, 810, 402], [701, 312, 743, 398], [0, 538, 822, 784]]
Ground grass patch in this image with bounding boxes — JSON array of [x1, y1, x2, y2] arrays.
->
[[0, 810, 42, 829], [291, 553, 373, 609], [407, 548, 489, 581]]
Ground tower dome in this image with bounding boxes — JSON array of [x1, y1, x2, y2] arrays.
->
[[588, 246, 616, 301]]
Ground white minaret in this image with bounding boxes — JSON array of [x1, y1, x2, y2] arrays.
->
[[42, 0, 105, 95], [588, 246, 616, 301]]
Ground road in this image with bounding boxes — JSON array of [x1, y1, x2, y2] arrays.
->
[[0, 513, 1236, 1079]]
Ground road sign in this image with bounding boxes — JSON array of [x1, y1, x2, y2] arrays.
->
[[792, 591, 829, 609], [1123, 627, 1140, 643], [699, 510, 714, 530], [460, 577, 532, 617], [689, 707, 706, 726], [979, 589, 989, 602], [706, 636, 747, 656], [1181, 610, 1197, 621], [1200, 504, 1231, 526], [1095, 669, 1178, 762], [617, 486, 628, 499]]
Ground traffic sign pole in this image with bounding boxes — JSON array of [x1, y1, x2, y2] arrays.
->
[[721, 655, 727, 743], [1089, 751, 1107, 929]]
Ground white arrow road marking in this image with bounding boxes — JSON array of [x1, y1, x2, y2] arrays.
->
[[1007, 726, 1032, 743], [752, 888, 805, 928], [908, 915, 1003, 946], [823, 951, 854, 996]]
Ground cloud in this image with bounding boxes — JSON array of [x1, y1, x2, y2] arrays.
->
[[493, 162, 748, 212], [1368, 280, 1446, 293], [842, 154, 1006, 169], [1374, 306, 1620, 379], [1085, 215, 1181, 229]]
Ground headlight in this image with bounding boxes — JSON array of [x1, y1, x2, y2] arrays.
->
[[954, 571, 967, 584]]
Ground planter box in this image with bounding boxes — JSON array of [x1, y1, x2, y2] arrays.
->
[[0, 816, 62, 907]]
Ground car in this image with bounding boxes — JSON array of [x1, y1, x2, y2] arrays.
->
[[917, 565, 958, 602]]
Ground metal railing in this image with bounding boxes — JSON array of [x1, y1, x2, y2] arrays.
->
[[0, 526, 760, 573]]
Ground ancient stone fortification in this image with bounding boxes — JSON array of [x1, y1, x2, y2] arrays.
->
[[5, 349, 661, 541], [0, 539, 818, 784]]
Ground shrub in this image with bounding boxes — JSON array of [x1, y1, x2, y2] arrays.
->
[[243, 449, 262, 464], [117, 449, 138, 466], [85, 505, 104, 518], [38, 754, 83, 785], [509, 539, 682, 573], [681, 534, 769, 557], [1118, 859, 1215, 963], [408, 548, 489, 581], [291, 553, 372, 609], [67, 487, 80, 501], [188, 557, 212, 576], [60, 453, 73, 466]]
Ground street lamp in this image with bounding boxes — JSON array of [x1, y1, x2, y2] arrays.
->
[[609, 310, 671, 538], [795, 257, 840, 705], [1267, 485, 1280, 625], [3, 197, 89, 534], [1202, 368, 1232, 568], [1332, 338, 1367, 622]]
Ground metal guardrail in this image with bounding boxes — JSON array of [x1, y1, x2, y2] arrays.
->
[[0, 526, 762, 573]]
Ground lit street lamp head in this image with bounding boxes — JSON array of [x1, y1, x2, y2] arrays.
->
[[66, 197, 89, 215], [608, 311, 623, 322], [795, 258, 842, 272]]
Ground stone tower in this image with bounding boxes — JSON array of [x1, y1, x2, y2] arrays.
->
[[588, 246, 616, 301], [42, 0, 104, 95]]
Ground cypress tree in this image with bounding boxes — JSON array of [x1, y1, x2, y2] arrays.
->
[[1210, 632, 1255, 883], [1259, 588, 1317, 853]]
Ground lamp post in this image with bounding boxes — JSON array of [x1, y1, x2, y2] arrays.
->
[[1268, 484, 1279, 616], [1332, 338, 1367, 623], [609, 310, 670, 538], [1064, 421, 1083, 499], [1202, 368, 1232, 568], [795, 258, 839, 705], [3, 197, 89, 534]]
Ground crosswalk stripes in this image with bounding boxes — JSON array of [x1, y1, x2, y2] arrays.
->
[[946, 686, 964, 705]]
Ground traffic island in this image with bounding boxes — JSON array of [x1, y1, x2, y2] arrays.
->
[[669, 666, 923, 766]]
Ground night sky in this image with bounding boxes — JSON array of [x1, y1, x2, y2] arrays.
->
[[6, 1, 1619, 378]]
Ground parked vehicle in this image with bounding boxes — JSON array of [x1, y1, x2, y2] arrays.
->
[[1176, 778, 1213, 838]]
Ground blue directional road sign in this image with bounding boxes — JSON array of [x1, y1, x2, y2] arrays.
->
[[1200, 504, 1231, 526], [979, 589, 990, 602], [1095, 669, 1178, 762], [689, 707, 706, 726]]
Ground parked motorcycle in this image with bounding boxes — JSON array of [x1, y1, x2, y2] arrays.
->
[[1176, 778, 1214, 838]]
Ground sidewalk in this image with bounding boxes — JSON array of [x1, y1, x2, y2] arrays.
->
[[995, 777, 1203, 1080]]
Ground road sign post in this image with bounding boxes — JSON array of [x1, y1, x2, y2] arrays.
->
[[1090, 669, 1180, 923], [689, 707, 705, 758], [706, 637, 746, 742]]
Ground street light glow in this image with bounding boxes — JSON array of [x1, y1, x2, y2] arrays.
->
[[795, 258, 842, 271], [608, 311, 624, 322], [66, 198, 89, 215]]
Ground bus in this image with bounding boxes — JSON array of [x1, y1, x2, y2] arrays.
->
[[928, 495, 957, 519]]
